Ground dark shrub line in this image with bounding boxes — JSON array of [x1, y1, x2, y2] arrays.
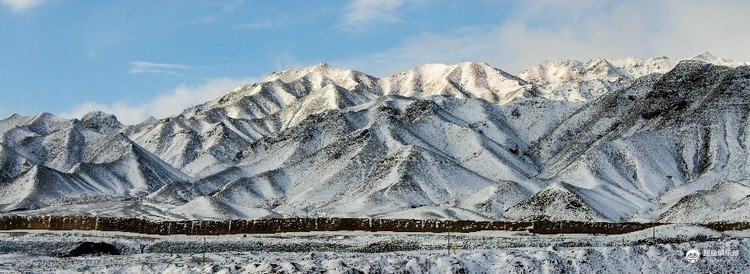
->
[[0, 215, 746, 235]]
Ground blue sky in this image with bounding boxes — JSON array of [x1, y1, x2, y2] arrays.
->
[[2, 0, 749, 124]]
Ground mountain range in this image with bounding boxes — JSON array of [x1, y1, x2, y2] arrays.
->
[[2, 52, 749, 223]]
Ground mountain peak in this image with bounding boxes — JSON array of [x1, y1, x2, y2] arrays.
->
[[80, 111, 123, 133], [264, 63, 374, 86], [81, 111, 117, 122], [691, 51, 718, 61], [455, 61, 502, 71], [268, 63, 349, 77], [26, 112, 66, 135], [410, 62, 496, 73], [382, 61, 534, 104], [688, 51, 749, 68], [32, 112, 56, 120], [518, 56, 682, 101]]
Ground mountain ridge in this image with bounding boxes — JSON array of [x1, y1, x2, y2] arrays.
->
[[1, 53, 749, 223]]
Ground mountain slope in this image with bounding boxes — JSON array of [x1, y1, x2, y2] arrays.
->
[[2, 54, 749, 222], [149, 96, 541, 219], [0, 112, 189, 211], [532, 61, 750, 221]]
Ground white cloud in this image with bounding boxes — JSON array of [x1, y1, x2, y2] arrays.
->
[[272, 52, 305, 71], [59, 101, 148, 125], [0, 0, 43, 12], [340, 1, 750, 75], [129, 61, 199, 76], [337, 27, 495, 76], [343, 0, 405, 30], [59, 76, 259, 125]]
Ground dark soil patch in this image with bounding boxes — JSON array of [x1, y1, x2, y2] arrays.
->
[[64, 242, 120, 257]]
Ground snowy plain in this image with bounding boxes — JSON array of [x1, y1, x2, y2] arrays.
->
[[0, 225, 748, 273]]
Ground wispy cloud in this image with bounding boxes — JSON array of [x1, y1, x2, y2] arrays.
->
[[232, 19, 286, 30], [59, 76, 259, 124], [340, 1, 750, 75], [0, 0, 43, 12], [343, 0, 405, 31], [338, 27, 492, 76], [129, 61, 201, 77]]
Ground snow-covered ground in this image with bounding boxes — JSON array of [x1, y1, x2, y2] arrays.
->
[[0, 225, 747, 273]]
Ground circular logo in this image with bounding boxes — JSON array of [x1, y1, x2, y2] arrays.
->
[[685, 249, 700, 263]]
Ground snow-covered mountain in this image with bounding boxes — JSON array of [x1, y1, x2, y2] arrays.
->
[[0, 111, 189, 211], [382, 62, 537, 104], [2, 52, 749, 223], [517, 56, 676, 101], [517, 52, 748, 102]]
